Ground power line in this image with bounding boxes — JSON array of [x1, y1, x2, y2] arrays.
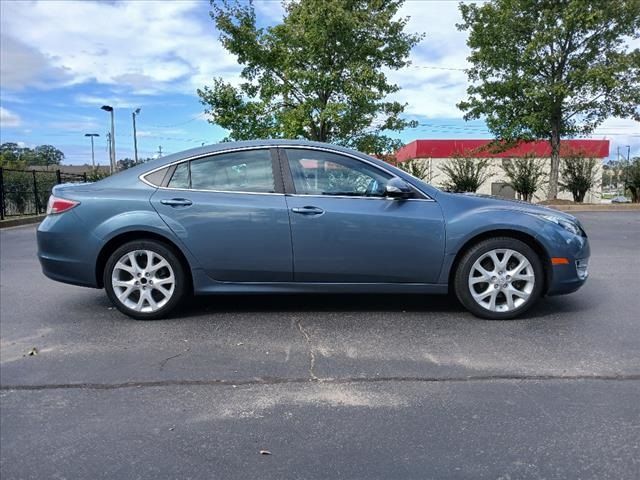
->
[[144, 112, 208, 129], [411, 65, 467, 71]]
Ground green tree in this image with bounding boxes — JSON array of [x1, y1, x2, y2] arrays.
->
[[198, 0, 422, 155], [457, 0, 640, 200], [33, 145, 64, 169], [0, 143, 34, 168], [501, 154, 547, 202], [559, 152, 599, 203], [441, 154, 491, 193]]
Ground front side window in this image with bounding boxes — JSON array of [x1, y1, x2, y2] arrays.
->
[[167, 149, 275, 193], [285, 149, 391, 197]]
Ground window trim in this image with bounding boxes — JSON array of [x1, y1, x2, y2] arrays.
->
[[139, 146, 284, 195], [277, 146, 433, 201]]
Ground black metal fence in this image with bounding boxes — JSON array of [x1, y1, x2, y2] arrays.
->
[[0, 168, 87, 220]]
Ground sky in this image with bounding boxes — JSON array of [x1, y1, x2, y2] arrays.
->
[[0, 0, 638, 166]]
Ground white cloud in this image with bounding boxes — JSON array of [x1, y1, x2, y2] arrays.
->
[[0, 0, 240, 95], [74, 94, 142, 109], [385, 1, 472, 119], [0, 107, 22, 128], [0, 35, 73, 90]]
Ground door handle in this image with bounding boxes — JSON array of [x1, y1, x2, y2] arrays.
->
[[291, 206, 324, 215], [160, 198, 193, 207]]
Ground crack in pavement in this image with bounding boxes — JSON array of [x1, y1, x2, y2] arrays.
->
[[158, 347, 191, 371], [295, 318, 318, 381], [1, 374, 639, 391]]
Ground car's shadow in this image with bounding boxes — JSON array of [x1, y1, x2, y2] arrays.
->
[[170, 292, 588, 321]]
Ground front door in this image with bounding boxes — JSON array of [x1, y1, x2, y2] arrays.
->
[[280, 148, 445, 283], [151, 148, 293, 282]]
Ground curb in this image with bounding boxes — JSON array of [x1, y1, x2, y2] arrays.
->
[[0, 215, 45, 229], [545, 204, 640, 212]]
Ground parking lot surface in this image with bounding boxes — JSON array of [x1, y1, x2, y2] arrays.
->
[[1, 212, 639, 479]]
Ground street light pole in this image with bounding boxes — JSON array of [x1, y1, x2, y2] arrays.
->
[[84, 133, 99, 168], [101, 105, 116, 173], [107, 132, 112, 170], [132, 108, 141, 164]]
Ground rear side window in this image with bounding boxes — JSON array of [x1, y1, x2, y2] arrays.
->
[[143, 167, 170, 187], [166, 149, 275, 193], [168, 162, 190, 189]]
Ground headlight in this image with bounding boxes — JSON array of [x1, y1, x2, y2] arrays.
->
[[538, 214, 581, 236]]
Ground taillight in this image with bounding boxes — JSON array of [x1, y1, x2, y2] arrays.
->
[[46, 195, 79, 215]]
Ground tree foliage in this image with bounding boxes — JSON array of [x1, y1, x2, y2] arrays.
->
[[457, 0, 640, 199], [441, 154, 491, 193], [559, 152, 599, 203], [501, 154, 547, 202], [33, 145, 64, 168], [0, 143, 64, 168], [198, 0, 422, 155]]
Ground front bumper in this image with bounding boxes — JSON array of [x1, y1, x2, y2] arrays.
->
[[543, 228, 591, 296]]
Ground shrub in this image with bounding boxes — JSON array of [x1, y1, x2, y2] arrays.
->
[[559, 155, 598, 203], [501, 155, 547, 202], [441, 156, 491, 193], [623, 158, 640, 203]]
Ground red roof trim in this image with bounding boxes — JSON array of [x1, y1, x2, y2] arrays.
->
[[396, 139, 609, 161]]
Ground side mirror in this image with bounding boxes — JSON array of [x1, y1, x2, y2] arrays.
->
[[384, 177, 413, 199]]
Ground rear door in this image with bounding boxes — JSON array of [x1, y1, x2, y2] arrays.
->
[[150, 147, 293, 282], [280, 147, 446, 283]]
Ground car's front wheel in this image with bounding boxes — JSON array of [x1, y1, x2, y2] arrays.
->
[[104, 240, 187, 320], [454, 237, 544, 320]]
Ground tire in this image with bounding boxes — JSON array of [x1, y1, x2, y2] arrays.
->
[[104, 240, 187, 320], [454, 237, 544, 320]]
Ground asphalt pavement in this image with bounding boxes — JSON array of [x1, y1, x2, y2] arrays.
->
[[1, 212, 639, 479]]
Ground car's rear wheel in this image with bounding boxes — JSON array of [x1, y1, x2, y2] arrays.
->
[[454, 237, 544, 320], [104, 240, 186, 320]]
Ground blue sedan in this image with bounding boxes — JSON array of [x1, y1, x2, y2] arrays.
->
[[37, 140, 589, 320]]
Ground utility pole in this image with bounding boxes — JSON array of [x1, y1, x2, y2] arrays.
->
[[132, 108, 141, 164], [101, 105, 116, 173], [84, 133, 99, 168]]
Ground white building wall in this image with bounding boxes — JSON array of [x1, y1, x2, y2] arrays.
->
[[409, 157, 603, 204]]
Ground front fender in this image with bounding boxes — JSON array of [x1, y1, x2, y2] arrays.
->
[[437, 208, 553, 285]]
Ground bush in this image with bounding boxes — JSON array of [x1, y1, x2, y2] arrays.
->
[[441, 156, 491, 193], [86, 168, 110, 182], [559, 155, 598, 203], [501, 155, 547, 202], [395, 158, 433, 181], [623, 158, 640, 203]]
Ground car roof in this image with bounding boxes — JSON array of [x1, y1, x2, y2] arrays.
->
[[154, 139, 370, 164]]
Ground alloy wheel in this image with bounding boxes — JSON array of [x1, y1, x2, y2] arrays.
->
[[468, 248, 535, 313], [111, 249, 176, 313]]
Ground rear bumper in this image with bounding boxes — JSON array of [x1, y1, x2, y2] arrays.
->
[[37, 212, 101, 288]]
